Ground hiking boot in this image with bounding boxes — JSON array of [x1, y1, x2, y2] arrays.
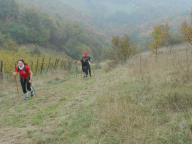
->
[[83, 73, 88, 78], [23, 92, 30, 100], [31, 89, 35, 97]]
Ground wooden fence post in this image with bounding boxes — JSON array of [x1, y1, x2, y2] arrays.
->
[[54, 58, 58, 69], [31, 61, 34, 72], [35, 58, 39, 75], [40, 57, 45, 74], [57, 59, 60, 69], [47, 57, 51, 72], [0, 60, 3, 80], [61, 60, 65, 69]]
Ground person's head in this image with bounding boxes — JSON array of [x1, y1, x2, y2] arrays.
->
[[83, 52, 89, 58], [17, 59, 25, 67]]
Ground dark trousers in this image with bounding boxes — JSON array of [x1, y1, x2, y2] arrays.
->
[[20, 77, 31, 94], [82, 65, 91, 77], [82, 66, 88, 77]]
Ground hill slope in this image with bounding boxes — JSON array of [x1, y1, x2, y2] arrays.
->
[[1, 47, 192, 143], [17, 0, 192, 35], [16, 0, 192, 50], [0, 0, 108, 59]]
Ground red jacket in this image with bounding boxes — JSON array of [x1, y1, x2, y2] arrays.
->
[[16, 65, 31, 79]]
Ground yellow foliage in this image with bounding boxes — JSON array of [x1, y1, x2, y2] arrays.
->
[[181, 21, 192, 46], [150, 24, 170, 55], [0, 49, 69, 75]]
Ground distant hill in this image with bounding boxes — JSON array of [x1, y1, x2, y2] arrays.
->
[[17, 0, 192, 34], [0, 0, 109, 60], [16, 0, 192, 49]]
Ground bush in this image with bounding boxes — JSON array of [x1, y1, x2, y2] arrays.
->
[[110, 35, 136, 63], [102, 60, 117, 73]]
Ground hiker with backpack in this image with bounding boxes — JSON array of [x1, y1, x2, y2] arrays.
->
[[81, 52, 92, 78], [13, 59, 35, 100]]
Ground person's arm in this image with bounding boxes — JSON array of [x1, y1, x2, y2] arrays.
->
[[88, 57, 92, 64], [13, 67, 19, 76], [26, 66, 33, 83], [29, 70, 33, 83]]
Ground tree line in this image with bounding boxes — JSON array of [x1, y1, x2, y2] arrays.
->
[[0, 0, 107, 60], [108, 14, 192, 63]]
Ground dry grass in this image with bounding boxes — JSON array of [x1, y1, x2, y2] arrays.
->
[[1, 46, 192, 144], [93, 46, 192, 144]]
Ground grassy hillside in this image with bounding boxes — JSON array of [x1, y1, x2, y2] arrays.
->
[[1, 46, 192, 143], [0, 0, 108, 60]]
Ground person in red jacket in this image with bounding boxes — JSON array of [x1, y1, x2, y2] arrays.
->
[[81, 52, 92, 78], [13, 59, 34, 99]]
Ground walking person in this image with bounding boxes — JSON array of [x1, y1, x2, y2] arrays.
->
[[80, 52, 92, 78], [13, 59, 35, 100]]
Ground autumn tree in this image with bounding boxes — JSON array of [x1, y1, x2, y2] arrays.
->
[[181, 21, 192, 46], [111, 35, 136, 63], [150, 24, 170, 55]]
